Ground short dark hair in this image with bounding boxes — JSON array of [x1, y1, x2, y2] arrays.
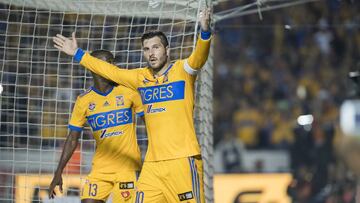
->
[[90, 50, 114, 63], [141, 30, 169, 47]]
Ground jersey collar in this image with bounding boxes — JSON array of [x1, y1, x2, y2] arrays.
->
[[90, 86, 114, 96], [152, 63, 173, 78], [161, 63, 173, 77]]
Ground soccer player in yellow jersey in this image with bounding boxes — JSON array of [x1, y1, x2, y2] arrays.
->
[[53, 8, 211, 203], [48, 50, 144, 203]]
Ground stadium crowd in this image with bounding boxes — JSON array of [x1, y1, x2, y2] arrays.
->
[[213, 0, 359, 202]]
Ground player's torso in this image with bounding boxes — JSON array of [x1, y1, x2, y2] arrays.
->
[[81, 86, 141, 173], [136, 60, 201, 161]]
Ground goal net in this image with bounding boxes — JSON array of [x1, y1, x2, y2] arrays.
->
[[0, 0, 213, 202]]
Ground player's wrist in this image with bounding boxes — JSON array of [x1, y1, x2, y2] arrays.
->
[[200, 30, 211, 40], [73, 48, 85, 62]]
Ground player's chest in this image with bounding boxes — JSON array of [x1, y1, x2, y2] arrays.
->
[[85, 93, 132, 116], [137, 76, 187, 105]]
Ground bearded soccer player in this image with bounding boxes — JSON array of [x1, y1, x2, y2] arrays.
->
[[48, 50, 144, 203], [53, 8, 211, 203]]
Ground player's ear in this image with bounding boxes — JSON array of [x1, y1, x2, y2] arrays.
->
[[166, 46, 170, 57]]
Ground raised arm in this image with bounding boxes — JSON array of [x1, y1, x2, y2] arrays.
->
[[53, 32, 139, 89], [185, 8, 212, 73]]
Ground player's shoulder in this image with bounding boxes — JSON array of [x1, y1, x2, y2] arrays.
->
[[169, 59, 189, 75], [173, 59, 185, 69], [77, 88, 93, 99], [138, 67, 151, 74], [114, 85, 138, 96]]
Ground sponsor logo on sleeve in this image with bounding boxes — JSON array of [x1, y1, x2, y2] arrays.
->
[[178, 191, 193, 201]]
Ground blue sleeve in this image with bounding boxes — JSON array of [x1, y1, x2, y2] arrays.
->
[[68, 124, 83, 132], [74, 48, 85, 63], [201, 31, 211, 40], [136, 111, 145, 117]]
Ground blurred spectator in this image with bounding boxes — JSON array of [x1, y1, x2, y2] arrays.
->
[[214, 131, 245, 173], [213, 0, 359, 201]]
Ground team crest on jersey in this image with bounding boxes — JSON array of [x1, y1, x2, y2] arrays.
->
[[103, 101, 110, 107], [88, 102, 96, 111], [143, 78, 150, 85], [116, 95, 124, 106], [163, 73, 169, 83], [121, 191, 131, 200]]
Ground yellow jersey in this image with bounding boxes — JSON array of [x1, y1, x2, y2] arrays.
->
[[69, 85, 144, 173], [77, 36, 211, 161]]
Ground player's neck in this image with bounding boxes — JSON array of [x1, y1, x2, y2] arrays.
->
[[93, 79, 114, 94], [153, 61, 171, 77]]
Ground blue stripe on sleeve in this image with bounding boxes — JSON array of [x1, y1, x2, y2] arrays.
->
[[73, 48, 85, 63], [200, 31, 211, 40], [68, 125, 83, 132], [136, 111, 144, 117]]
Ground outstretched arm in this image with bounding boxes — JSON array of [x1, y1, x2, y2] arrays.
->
[[53, 33, 139, 89], [185, 8, 212, 73], [48, 131, 80, 199]]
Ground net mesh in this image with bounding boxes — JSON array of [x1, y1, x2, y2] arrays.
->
[[0, 0, 213, 202]]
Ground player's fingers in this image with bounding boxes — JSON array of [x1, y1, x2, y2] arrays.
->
[[54, 44, 63, 51], [199, 11, 204, 18], [48, 190, 52, 199], [59, 180, 63, 193], [72, 32, 78, 46], [56, 34, 67, 41], [53, 37, 64, 46], [51, 190, 56, 199], [206, 8, 211, 17], [48, 187, 55, 199]]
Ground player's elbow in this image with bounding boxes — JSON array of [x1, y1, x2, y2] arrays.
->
[[187, 56, 208, 70]]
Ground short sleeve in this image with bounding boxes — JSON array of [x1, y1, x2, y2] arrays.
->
[[68, 97, 87, 132], [131, 91, 144, 117]]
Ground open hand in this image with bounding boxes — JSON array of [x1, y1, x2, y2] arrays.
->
[[199, 7, 211, 32], [53, 32, 78, 56], [48, 174, 63, 199]]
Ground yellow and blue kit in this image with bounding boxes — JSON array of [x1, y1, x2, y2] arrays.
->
[[69, 85, 144, 202], [74, 31, 211, 203]]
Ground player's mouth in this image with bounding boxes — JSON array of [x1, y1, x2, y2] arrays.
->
[[149, 58, 157, 65]]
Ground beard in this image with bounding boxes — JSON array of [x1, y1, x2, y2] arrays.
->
[[147, 55, 168, 72]]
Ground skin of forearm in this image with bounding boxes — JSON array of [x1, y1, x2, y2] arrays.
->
[[54, 134, 79, 175]]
